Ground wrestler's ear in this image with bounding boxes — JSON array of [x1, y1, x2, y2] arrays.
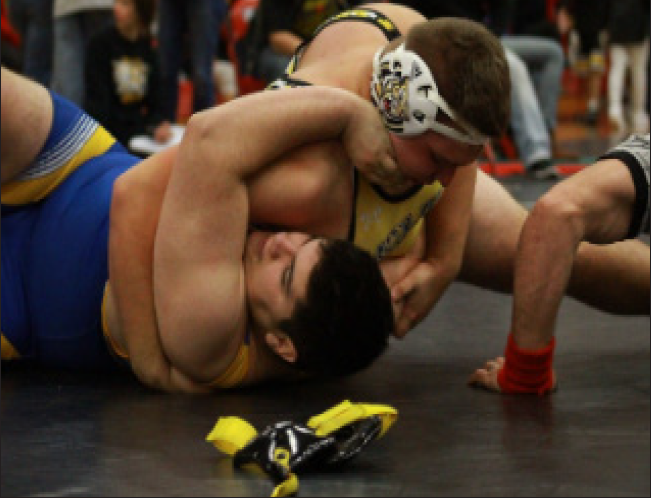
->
[[265, 332, 298, 363]]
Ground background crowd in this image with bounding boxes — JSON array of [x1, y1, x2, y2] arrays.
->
[[1, 0, 649, 169]]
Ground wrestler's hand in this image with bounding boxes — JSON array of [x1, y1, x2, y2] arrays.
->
[[468, 357, 557, 394], [342, 100, 403, 190], [390, 261, 440, 338], [468, 357, 504, 392]]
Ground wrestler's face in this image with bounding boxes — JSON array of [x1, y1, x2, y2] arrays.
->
[[244, 231, 323, 330], [389, 130, 483, 189]]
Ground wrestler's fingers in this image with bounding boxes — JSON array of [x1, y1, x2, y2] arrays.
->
[[381, 155, 398, 175], [484, 359, 499, 370], [468, 369, 501, 392], [484, 357, 505, 370], [468, 368, 489, 386]]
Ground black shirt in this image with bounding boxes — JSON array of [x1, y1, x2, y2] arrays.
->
[[84, 25, 165, 146]]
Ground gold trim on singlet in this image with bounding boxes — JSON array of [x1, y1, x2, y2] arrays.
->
[[1, 334, 21, 360], [101, 283, 129, 359], [203, 343, 251, 389], [100, 283, 250, 388], [2, 125, 115, 205]]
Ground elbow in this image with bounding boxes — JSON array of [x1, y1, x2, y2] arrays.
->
[[180, 109, 230, 157], [184, 109, 220, 143], [182, 113, 206, 145]]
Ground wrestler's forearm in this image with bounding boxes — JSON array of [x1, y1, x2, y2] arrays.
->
[[186, 85, 390, 183], [510, 203, 583, 350], [108, 150, 181, 390], [423, 163, 477, 297]]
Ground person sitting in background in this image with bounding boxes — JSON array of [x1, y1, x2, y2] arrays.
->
[[239, 0, 350, 85], [85, 0, 171, 146]]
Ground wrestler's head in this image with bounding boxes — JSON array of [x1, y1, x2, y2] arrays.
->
[[244, 231, 393, 377], [370, 17, 510, 188]]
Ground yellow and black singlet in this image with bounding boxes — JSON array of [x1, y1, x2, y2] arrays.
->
[[271, 7, 401, 90], [268, 7, 445, 259]]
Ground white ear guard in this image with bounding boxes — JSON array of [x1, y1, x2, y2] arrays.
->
[[370, 43, 488, 145]]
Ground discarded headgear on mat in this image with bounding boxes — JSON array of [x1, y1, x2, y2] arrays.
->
[[206, 400, 398, 497]]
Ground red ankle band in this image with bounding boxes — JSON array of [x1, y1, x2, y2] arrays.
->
[[497, 333, 555, 395]]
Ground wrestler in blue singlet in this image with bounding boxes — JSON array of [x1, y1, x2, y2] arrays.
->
[[1, 92, 140, 369]]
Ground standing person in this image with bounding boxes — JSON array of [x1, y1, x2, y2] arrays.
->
[[470, 134, 650, 394], [156, 0, 227, 123], [85, 0, 171, 146], [240, 0, 349, 85], [51, 0, 114, 105], [606, 0, 650, 135], [6, 0, 54, 86]]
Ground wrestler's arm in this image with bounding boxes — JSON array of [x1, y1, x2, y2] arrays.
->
[[153, 86, 396, 384], [0, 66, 53, 184], [390, 162, 477, 337], [108, 147, 210, 393], [513, 159, 635, 347], [470, 157, 638, 393]]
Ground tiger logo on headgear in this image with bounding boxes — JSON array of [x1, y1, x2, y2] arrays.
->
[[373, 59, 410, 133], [370, 44, 488, 144]]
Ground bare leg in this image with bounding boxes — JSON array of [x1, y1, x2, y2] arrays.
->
[[1, 67, 53, 185], [460, 170, 650, 314], [459, 170, 527, 292], [570, 238, 650, 314]]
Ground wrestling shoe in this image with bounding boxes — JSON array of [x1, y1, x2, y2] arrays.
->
[[526, 159, 562, 180]]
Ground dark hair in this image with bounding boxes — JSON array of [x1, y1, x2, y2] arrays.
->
[[404, 17, 511, 137], [132, 0, 156, 32], [279, 239, 394, 377]]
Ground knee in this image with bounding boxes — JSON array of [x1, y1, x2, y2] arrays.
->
[[530, 188, 586, 236], [547, 40, 564, 64]]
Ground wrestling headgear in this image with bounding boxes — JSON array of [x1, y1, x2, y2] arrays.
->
[[370, 43, 488, 145]]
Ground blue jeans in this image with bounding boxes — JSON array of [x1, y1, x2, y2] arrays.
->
[[157, 0, 226, 121], [51, 10, 113, 106], [501, 36, 565, 168], [7, 0, 54, 86]]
